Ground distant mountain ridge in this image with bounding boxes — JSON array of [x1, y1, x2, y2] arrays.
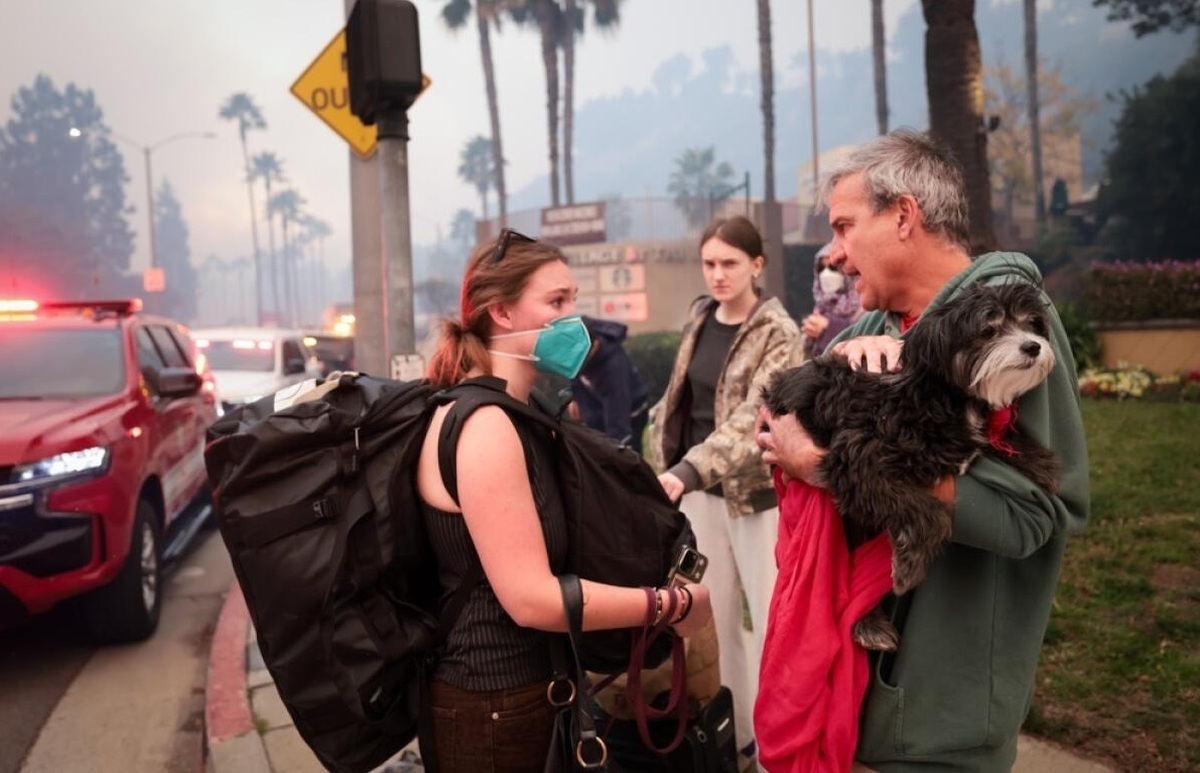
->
[[507, 0, 1194, 215]]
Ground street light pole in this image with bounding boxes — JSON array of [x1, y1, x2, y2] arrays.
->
[[143, 147, 158, 270], [107, 130, 216, 310]]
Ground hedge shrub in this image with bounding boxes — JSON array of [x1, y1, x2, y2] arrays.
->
[[1084, 261, 1200, 322]]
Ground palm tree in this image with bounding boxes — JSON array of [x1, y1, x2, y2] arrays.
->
[[441, 0, 509, 225], [872, 0, 889, 134], [537, 0, 564, 206], [451, 208, 477, 248], [218, 93, 267, 324], [508, 0, 564, 206], [302, 215, 332, 320], [1024, 0, 1045, 222], [667, 146, 735, 230], [458, 135, 496, 219], [560, 0, 621, 205], [757, 0, 776, 203], [249, 152, 286, 321], [922, 0, 995, 253], [268, 189, 305, 327]]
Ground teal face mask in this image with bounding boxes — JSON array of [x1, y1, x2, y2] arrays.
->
[[489, 315, 593, 379]]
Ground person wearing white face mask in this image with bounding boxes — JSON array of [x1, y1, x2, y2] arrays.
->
[[801, 242, 865, 358]]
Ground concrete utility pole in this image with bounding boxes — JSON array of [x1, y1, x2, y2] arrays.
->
[[346, 0, 385, 377], [377, 111, 416, 361], [346, 0, 424, 379]]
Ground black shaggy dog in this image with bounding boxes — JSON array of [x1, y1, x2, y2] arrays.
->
[[761, 282, 1060, 650]]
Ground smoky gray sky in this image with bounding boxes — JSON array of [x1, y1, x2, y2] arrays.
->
[[2, 0, 924, 280]]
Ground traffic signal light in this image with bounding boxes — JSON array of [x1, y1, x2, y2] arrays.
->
[[346, 0, 423, 125]]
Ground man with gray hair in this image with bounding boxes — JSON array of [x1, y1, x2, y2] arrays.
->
[[755, 129, 1090, 771]]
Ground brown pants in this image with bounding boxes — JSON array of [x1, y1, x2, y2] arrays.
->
[[429, 679, 557, 773]]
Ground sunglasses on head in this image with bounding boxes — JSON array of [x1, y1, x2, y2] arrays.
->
[[491, 228, 536, 265]]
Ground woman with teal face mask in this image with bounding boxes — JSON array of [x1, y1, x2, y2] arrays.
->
[[417, 230, 714, 772]]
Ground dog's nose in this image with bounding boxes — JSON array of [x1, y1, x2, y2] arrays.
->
[[1020, 340, 1041, 357]]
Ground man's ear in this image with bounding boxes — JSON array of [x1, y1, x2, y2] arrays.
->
[[895, 194, 921, 241]]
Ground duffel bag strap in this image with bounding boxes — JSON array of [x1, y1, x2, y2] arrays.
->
[[221, 485, 364, 550]]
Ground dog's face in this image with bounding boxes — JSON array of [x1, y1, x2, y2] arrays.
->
[[902, 283, 1056, 408]]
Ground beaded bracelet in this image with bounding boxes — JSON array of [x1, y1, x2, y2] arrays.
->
[[651, 587, 666, 627]]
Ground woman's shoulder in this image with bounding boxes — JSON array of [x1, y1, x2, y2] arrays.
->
[[749, 296, 802, 337]]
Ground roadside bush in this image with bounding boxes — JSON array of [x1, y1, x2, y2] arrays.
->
[[627, 331, 681, 407], [1054, 300, 1100, 373], [1084, 260, 1200, 322]]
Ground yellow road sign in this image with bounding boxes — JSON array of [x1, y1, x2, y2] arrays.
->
[[291, 30, 377, 159], [291, 29, 432, 160]]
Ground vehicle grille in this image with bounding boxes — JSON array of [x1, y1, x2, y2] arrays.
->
[[0, 502, 94, 578]]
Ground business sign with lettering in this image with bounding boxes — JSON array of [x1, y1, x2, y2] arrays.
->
[[540, 202, 607, 246]]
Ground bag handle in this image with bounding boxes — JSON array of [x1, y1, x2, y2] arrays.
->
[[626, 588, 690, 754], [557, 574, 609, 770]]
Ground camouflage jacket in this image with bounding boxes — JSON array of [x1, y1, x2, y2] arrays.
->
[[648, 294, 803, 518]]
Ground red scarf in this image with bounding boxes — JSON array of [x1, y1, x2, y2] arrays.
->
[[755, 471, 894, 773]]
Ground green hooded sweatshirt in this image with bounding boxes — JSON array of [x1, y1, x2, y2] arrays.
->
[[833, 252, 1090, 772]]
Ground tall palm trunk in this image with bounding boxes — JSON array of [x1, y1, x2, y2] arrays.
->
[[537, 0, 561, 207], [239, 131, 264, 324], [922, 0, 995, 253], [757, 0, 776, 202], [563, 0, 577, 204], [280, 219, 294, 327], [1025, 0, 1045, 222], [872, 0, 889, 135], [264, 183, 282, 321], [477, 6, 507, 226]]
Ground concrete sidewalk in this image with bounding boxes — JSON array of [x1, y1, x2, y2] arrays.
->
[[203, 582, 1119, 773]]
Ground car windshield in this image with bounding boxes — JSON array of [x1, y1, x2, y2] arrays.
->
[[199, 339, 276, 372], [0, 328, 125, 398]]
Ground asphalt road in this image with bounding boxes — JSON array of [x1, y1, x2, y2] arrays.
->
[[0, 530, 233, 773]]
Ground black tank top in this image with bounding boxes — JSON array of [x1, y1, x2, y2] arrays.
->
[[421, 415, 569, 691]]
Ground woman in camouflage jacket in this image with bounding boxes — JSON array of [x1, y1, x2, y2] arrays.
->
[[648, 216, 803, 767]]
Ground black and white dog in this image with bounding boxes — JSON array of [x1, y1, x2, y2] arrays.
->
[[761, 282, 1060, 650]]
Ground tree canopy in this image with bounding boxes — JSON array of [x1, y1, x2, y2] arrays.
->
[[667, 146, 734, 229], [154, 179, 198, 322], [1092, 0, 1199, 37], [985, 59, 1096, 224], [0, 75, 134, 297], [1098, 44, 1200, 261]]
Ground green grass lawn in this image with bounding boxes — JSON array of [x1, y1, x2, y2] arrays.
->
[[1024, 400, 1200, 771]]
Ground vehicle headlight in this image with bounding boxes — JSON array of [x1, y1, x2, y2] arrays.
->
[[13, 447, 110, 484]]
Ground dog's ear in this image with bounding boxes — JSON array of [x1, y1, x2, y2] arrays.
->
[[997, 282, 1052, 333], [899, 298, 970, 382]]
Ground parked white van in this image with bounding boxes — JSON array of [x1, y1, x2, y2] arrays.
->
[[193, 327, 322, 411]]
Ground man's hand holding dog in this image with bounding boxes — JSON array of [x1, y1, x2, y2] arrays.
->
[[756, 406, 827, 487], [831, 335, 904, 373]]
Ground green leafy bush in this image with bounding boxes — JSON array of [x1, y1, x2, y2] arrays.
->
[[1054, 300, 1100, 372], [1084, 261, 1200, 322], [626, 331, 682, 407]]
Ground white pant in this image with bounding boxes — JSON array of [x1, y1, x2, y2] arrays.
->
[[680, 490, 779, 754]]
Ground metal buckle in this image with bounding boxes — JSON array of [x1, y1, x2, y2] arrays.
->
[[575, 736, 608, 769], [546, 677, 576, 707]]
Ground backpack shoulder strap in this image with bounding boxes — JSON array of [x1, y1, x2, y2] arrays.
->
[[435, 379, 561, 504]]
